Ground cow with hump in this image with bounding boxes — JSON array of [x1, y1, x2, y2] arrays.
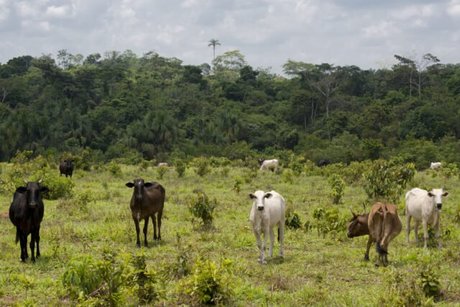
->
[[348, 202, 402, 266], [126, 179, 165, 247], [9, 180, 49, 262], [405, 187, 448, 248], [258, 159, 279, 172], [249, 190, 285, 264]]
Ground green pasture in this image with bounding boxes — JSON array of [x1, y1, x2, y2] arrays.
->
[[0, 162, 460, 306]]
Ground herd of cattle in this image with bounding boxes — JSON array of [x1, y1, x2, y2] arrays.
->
[[7, 159, 449, 266]]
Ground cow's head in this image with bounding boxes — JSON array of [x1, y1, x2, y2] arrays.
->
[[126, 179, 154, 200], [249, 190, 272, 211], [347, 211, 369, 238], [428, 188, 448, 210], [16, 181, 48, 208]]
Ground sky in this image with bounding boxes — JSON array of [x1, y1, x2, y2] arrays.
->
[[1, 0, 460, 74]]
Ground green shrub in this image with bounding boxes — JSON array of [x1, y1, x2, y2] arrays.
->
[[194, 158, 210, 177], [157, 165, 168, 179], [419, 264, 442, 300], [42, 173, 75, 199], [175, 159, 186, 177], [106, 161, 122, 177], [61, 250, 125, 306], [188, 190, 217, 229], [363, 159, 416, 203], [180, 258, 234, 305], [127, 252, 159, 304], [232, 177, 243, 194], [282, 169, 295, 184], [312, 207, 345, 238], [285, 208, 302, 230], [328, 174, 345, 204]]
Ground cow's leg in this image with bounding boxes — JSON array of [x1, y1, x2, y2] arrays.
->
[[364, 236, 372, 261], [422, 219, 428, 248], [157, 211, 162, 240], [19, 231, 28, 262], [414, 220, 420, 243], [30, 230, 37, 262], [268, 227, 275, 258], [133, 218, 141, 247], [253, 230, 264, 263], [35, 226, 41, 258], [260, 229, 267, 264], [406, 214, 411, 243], [143, 218, 149, 247], [434, 217, 442, 249], [278, 224, 285, 258]]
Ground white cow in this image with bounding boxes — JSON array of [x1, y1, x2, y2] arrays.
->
[[430, 162, 442, 170], [249, 190, 285, 264], [405, 188, 448, 248], [259, 159, 279, 172], [157, 162, 169, 167]]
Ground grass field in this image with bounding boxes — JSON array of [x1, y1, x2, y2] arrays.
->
[[0, 162, 460, 306]]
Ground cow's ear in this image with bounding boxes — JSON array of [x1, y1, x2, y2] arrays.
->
[[126, 182, 134, 188], [428, 192, 434, 197], [443, 192, 449, 197], [144, 182, 153, 188], [264, 192, 272, 199], [16, 186, 27, 194], [40, 186, 49, 193], [249, 193, 256, 199]]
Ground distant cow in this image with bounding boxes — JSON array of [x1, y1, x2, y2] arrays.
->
[[405, 188, 448, 248], [59, 160, 74, 178], [126, 179, 166, 247], [348, 202, 402, 266], [249, 190, 285, 264], [259, 159, 279, 172], [317, 159, 331, 167], [157, 162, 169, 167], [430, 162, 442, 170], [9, 181, 49, 262]]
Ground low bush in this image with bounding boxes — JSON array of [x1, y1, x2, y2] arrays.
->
[[188, 190, 217, 229]]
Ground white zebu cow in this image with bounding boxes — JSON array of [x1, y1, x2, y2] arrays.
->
[[157, 162, 169, 167], [430, 162, 442, 170], [405, 188, 448, 248], [249, 190, 285, 264], [259, 159, 279, 172]]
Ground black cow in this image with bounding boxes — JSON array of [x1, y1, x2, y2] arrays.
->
[[9, 181, 48, 262], [317, 159, 331, 167], [59, 160, 74, 178]]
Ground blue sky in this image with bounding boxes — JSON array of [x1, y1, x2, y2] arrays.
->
[[1, 0, 459, 73]]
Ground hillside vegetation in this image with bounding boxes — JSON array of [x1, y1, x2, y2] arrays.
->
[[1, 51, 460, 167], [0, 157, 460, 305]]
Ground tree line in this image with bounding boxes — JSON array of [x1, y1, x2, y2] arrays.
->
[[1, 49, 460, 168]]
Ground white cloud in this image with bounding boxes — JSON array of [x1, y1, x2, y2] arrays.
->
[[46, 5, 74, 18], [447, 0, 460, 16]]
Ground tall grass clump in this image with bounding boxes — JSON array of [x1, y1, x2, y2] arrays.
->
[[179, 257, 234, 305], [328, 174, 345, 204], [175, 159, 186, 177], [188, 190, 217, 229]]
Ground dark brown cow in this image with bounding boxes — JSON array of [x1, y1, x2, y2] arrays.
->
[[347, 202, 402, 266], [59, 160, 74, 178], [126, 179, 165, 247], [9, 181, 49, 262]]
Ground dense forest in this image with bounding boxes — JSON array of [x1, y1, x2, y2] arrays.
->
[[1, 49, 460, 168]]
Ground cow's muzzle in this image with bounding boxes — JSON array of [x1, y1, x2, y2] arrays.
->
[[257, 206, 264, 211], [437, 203, 442, 210]]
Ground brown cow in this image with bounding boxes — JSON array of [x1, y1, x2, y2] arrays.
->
[[126, 179, 165, 247], [347, 202, 402, 266]]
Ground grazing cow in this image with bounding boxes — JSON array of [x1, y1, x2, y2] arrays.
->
[[249, 190, 285, 264], [405, 188, 448, 248], [59, 159, 74, 178], [259, 159, 279, 172], [9, 181, 49, 262], [347, 202, 402, 266], [317, 159, 331, 167], [126, 179, 166, 247], [430, 162, 442, 170], [157, 162, 169, 167]]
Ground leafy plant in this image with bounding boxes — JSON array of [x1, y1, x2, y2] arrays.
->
[[285, 207, 302, 229], [157, 165, 168, 179], [188, 190, 217, 229], [363, 158, 416, 203], [175, 159, 186, 177], [328, 174, 345, 204], [180, 257, 234, 305], [194, 158, 210, 177]]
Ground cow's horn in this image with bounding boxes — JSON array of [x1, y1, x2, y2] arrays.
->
[[38, 178, 43, 184], [23, 179, 28, 184]]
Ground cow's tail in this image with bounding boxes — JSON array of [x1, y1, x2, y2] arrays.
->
[[376, 242, 388, 256]]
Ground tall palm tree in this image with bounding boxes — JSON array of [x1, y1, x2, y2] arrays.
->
[[208, 39, 221, 60]]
